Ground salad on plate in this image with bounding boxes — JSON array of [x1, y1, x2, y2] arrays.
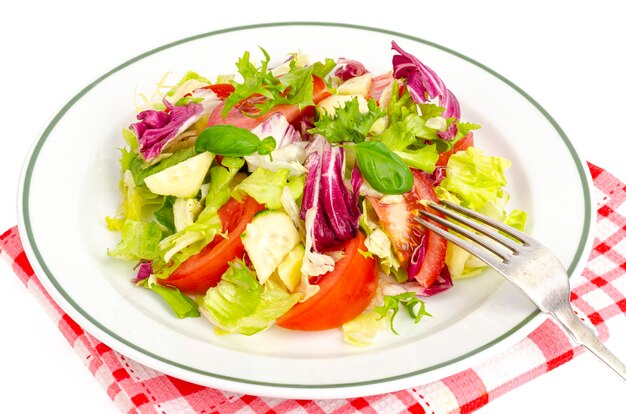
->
[[106, 41, 526, 345]]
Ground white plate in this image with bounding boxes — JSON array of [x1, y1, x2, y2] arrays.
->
[[17, 23, 594, 399]]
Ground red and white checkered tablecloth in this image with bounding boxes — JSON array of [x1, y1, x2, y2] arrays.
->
[[2, 162, 626, 414]]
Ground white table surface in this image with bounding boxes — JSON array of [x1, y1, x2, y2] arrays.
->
[[2, 1, 625, 413]]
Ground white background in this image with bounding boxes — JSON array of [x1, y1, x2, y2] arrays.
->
[[1, 1, 625, 413]]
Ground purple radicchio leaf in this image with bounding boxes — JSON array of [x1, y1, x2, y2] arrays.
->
[[406, 233, 427, 281], [133, 260, 153, 283], [300, 135, 362, 252], [419, 166, 446, 187], [300, 138, 323, 220], [300, 138, 338, 251], [437, 120, 458, 141], [299, 113, 316, 141], [320, 145, 358, 240], [405, 265, 453, 297], [131, 99, 204, 161], [242, 252, 253, 268], [391, 41, 460, 120], [334, 58, 369, 81], [350, 165, 364, 216]]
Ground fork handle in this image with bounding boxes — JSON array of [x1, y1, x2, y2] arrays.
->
[[552, 306, 626, 382]]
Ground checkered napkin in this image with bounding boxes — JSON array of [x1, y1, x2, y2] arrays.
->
[[2, 162, 626, 414]]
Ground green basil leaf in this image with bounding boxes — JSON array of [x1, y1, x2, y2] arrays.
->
[[196, 125, 260, 156], [257, 136, 276, 156], [354, 141, 414, 195]]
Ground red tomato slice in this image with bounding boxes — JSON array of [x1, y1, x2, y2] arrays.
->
[[207, 75, 330, 130], [276, 232, 378, 331], [436, 131, 474, 167], [159, 197, 264, 295], [369, 73, 394, 101], [196, 83, 235, 100], [368, 172, 447, 288]]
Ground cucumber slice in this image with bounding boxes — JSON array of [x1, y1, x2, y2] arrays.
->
[[242, 211, 301, 285], [144, 151, 214, 198], [336, 73, 373, 96]]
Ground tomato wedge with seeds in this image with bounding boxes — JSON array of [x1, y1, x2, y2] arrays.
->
[[207, 75, 331, 130], [159, 196, 264, 295], [368, 171, 447, 288], [277, 232, 378, 331], [196, 83, 235, 100]]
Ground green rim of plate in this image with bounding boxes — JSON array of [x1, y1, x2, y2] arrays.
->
[[20, 21, 592, 390]]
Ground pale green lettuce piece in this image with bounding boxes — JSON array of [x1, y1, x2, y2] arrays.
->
[[107, 220, 162, 261], [437, 147, 527, 279], [375, 83, 480, 173], [504, 209, 527, 231], [106, 170, 149, 231], [119, 128, 139, 172], [232, 167, 304, 210], [445, 243, 487, 279], [146, 279, 200, 318], [200, 261, 301, 335], [166, 71, 210, 97], [172, 198, 203, 232], [342, 310, 386, 346], [364, 228, 402, 275], [394, 144, 439, 173], [440, 147, 511, 211]]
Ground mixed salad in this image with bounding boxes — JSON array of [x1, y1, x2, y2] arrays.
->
[[107, 41, 526, 344]]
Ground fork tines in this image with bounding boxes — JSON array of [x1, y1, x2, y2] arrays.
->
[[415, 200, 530, 267]]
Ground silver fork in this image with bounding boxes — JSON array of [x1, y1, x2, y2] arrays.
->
[[416, 200, 626, 382]]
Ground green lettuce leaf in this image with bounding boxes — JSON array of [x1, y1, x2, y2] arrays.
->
[[263, 59, 336, 111], [342, 310, 386, 346], [440, 147, 510, 211], [437, 147, 527, 278], [375, 84, 480, 173], [232, 167, 303, 210], [504, 209, 527, 231], [222, 48, 335, 118], [107, 220, 162, 261], [394, 145, 439, 173], [119, 128, 139, 172], [146, 281, 200, 318], [200, 260, 300, 335], [374, 292, 431, 335], [166, 71, 210, 97], [309, 98, 385, 144], [444, 243, 488, 280], [376, 85, 444, 173], [364, 228, 402, 275], [105, 170, 159, 231]]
